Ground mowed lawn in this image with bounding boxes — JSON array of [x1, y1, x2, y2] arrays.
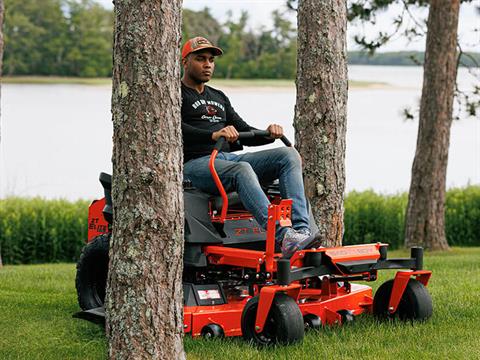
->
[[1, 248, 479, 360]]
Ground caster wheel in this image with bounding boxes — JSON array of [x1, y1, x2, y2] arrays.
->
[[373, 278, 433, 321], [241, 293, 304, 346]]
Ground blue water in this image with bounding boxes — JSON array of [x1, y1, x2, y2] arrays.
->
[[1, 66, 478, 199]]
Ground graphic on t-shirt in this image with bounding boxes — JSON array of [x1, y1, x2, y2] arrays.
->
[[191, 99, 225, 123], [206, 105, 217, 116]]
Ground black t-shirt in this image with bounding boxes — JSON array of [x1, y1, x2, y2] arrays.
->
[[181, 83, 273, 162]]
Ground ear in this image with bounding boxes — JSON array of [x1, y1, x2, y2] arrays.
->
[[181, 57, 188, 68]]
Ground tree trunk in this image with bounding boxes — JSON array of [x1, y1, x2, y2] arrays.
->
[[405, 0, 459, 251], [106, 1, 185, 359], [294, 0, 348, 247], [0, 0, 4, 268]]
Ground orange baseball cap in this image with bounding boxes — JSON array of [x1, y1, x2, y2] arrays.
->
[[182, 37, 223, 59]]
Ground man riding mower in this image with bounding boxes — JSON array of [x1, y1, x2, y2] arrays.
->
[[75, 131, 433, 346]]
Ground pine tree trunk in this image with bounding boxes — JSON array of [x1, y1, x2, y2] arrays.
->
[[0, 0, 4, 268], [294, 0, 348, 247], [405, 0, 459, 251], [106, 1, 185, 359]]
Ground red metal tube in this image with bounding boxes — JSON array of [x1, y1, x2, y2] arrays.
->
[[209, 149, 229, 222]]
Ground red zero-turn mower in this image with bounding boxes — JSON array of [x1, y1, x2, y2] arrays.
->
[[74, 131, 433, 345]]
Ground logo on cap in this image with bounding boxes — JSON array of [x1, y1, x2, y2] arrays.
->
[[191, 37, 211, 50]]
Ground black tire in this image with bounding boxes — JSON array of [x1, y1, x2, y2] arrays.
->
[[75, 233, 110, 310], [241, 293, 304, 346], [373, 278, 433, 321], [201, 324, 224, 339], [303, 314, 322, 331], [337, 309, 355, 324]]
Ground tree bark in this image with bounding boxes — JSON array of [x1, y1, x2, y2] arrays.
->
[[405, 0, 459, 251], [294, 0, 348, 247], [0, 0, 4, 268], [106, 1, 185, 359]]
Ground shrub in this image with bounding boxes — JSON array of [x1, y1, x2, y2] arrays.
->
[[0, 186, 478, 264], [0, 198, 89, 264], [344, 185, 480, 249]]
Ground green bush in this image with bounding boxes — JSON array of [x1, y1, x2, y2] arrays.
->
[[0, 198, 89, 264], [344, 190, 408, 249], [344, 185, 480, 249], [0, 186, 479, 264]]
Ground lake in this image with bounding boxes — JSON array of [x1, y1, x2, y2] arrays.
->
[[1, 66, 478, 200]]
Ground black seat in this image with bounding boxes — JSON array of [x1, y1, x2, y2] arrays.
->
[[210, 192, 244, 212], [99, 172, 113, 223]]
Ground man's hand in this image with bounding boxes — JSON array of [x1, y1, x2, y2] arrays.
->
[[212, 125, 239, 142], [266, 124, 284, 139]]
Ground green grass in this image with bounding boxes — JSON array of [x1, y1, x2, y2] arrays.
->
[[1, 248, 480, 359], [2, 76, 383, 88]]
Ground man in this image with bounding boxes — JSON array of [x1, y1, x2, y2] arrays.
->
[[181, 36, 319, 258]]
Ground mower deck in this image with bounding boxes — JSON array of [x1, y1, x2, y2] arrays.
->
[[185, 283, 372, 337]]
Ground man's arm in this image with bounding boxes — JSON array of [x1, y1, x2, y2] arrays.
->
[[182, 122, 215, 143]]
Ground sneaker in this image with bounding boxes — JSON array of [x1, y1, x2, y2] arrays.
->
[[296, 228, 311, 236], [281, 228, 320, 259], [297, 228, 324, 249]]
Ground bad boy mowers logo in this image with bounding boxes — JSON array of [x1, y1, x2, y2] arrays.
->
[[206, 105, 217, 116]]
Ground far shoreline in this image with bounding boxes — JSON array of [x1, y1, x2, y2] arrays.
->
[[2, 76, 388, 89]]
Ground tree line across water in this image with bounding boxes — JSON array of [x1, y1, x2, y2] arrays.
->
[[0, 186, 478, 264], [4, 0, 478, 78]]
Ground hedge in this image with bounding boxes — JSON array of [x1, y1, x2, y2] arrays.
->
[[1, 186, 479, 264], [344, 186, 480, 249], [0, 198, 89, 264]]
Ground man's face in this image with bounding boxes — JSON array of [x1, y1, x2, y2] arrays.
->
[[182, 50, 216, 84]]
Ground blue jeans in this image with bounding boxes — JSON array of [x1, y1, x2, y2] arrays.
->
[[184, 147, 310, 242]]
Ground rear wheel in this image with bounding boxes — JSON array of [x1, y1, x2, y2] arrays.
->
[[241, 293, 304, 346], [75, 234, 110, 310], [373, 278, 433, 321]]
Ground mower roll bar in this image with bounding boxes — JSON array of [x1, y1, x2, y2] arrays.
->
[[209, 130, 292, 222]]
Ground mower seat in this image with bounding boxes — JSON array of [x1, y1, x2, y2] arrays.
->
[[210, 192, 244, 212], [99, 172, 113, 223]]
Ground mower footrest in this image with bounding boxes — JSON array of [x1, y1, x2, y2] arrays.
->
[[73, 306, 105, 325]]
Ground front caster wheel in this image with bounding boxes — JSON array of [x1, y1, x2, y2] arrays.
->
[[241, 293, 304, 346], [373, 278, 433, 321]]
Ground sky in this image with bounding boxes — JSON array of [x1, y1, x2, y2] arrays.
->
[[97, 0, 479, 52]]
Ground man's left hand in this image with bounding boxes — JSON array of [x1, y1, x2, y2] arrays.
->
[[266, 124, 284, 139]]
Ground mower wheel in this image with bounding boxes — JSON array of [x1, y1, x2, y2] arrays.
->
[[303, 314, 322, 330], [75, 233, 110, 310], [241, 293, 304, 346], [373, 278, 433, 321], [201, 324, 224, 339], [337, 309, 355, 324]]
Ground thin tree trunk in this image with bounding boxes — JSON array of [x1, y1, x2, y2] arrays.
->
[[106, 1, 185, 359], [405, 0, 459, 251], [294, 0, 348, 247], [0, 0, 4, 268]]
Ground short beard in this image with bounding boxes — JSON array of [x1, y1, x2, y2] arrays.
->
[[190, 74, 210, 84]]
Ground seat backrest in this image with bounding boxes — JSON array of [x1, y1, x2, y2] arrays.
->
[[99, 172, 113, 223], [210, 192, 244, 212]]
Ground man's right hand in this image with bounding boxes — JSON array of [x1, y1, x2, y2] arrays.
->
[[212, 126, 239, 142]]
